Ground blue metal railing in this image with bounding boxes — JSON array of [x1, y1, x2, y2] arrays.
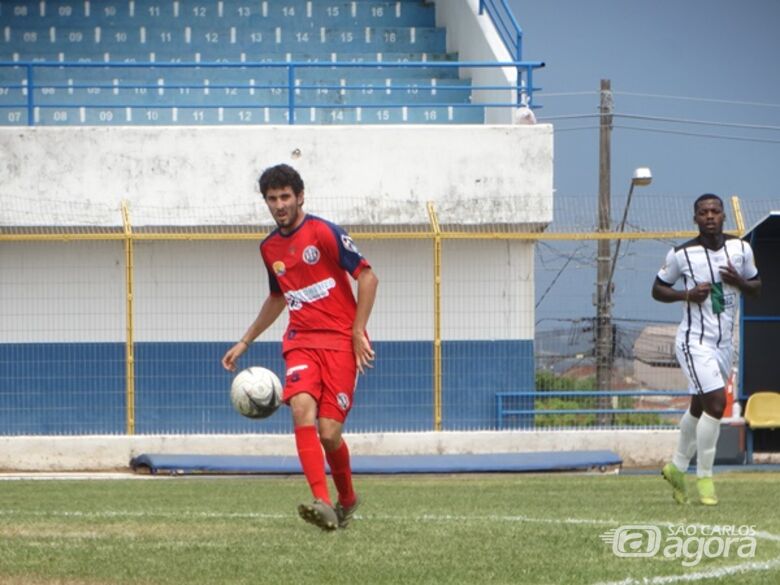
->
[[479, 0, 544, 108], [479, 0, 524, 61], [0, 60, 545, 126], [496, 390, 689, 429]]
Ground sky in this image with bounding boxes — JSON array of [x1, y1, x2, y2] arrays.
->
[[505, 0, 780, 328], [512, 0, 780, 204]]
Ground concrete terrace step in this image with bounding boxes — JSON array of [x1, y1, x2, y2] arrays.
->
[[1, 0, 430, 18], [1, 24, 447, 54], [0, 1, 490, 126], [1, 1, 436, 27], [0, 48, 460, 64], [18, 78, 472, 107], [14, 66, 464, 85], [0, 104, 485, 126]]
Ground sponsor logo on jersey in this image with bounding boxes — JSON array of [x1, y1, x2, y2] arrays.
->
[[284, 277, 336, 311], [287, 363, 308, 383], [336, 392, 351, 411], [273, 261, 286, 276], [302, 245, 320, 265], [341, 234, 360, 255], [286, 364, 309, 377]]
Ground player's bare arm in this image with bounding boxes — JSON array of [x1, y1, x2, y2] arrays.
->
[[719, 261, 762, 297], [353, 268, 379, 374], [221, 294, 287, 372], [652, 278, 711, 304]]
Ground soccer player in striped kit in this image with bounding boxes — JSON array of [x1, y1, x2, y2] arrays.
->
[[653, 194, 760, 505], [222, 164, 378, 530]]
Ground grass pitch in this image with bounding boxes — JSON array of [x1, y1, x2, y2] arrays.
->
[[1, 472, 779, 585]]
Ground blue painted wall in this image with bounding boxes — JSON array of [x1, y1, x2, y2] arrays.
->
[[0, 340, 534, 435]]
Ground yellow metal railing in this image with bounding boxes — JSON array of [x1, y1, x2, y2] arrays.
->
[[427, 202, 443, 431], [732, 195, 746, 236], [121, 201, 136, 435], [0, 197, 746, 433]]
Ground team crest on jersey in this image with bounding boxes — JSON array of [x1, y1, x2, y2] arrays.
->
[[336, 392, 351, 411], [273, 261, 286, 276], [341, 234, 360, 255], [302, 245, 320, 265]]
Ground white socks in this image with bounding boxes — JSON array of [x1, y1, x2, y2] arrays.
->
[[696, 412, 721, 478], [672, 410, 699, 472], [671, 410, 721, 477]]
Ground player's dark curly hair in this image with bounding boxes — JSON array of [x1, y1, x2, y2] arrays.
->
[[258, 164, 304, 197], [694, 193, 723, 213]]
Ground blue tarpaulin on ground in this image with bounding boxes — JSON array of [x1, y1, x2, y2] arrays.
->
[[130, 450, 622, 475]]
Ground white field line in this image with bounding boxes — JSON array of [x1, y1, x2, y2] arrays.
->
[[0, 510, 639, 525], [2, 509, 779, 581], [0, 472, 154, 481], [0, 509, 779, 541], [589, 519, 780, 585], [0, 509, 288, 520], [591, 558, 780, 585]]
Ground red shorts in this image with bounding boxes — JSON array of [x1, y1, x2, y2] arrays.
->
[[282, 347, 358, 423]]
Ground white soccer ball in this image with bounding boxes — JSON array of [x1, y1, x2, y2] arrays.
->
[[230, 367, 283, 419]]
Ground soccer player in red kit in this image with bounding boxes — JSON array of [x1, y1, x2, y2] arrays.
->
[[222, 164, 378, 531]]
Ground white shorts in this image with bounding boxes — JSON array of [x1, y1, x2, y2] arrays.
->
[[675, 340, 732, 395]]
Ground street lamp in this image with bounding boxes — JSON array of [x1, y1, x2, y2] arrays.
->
[[595, 167, 652, 420], [605, 167, 653, 305]]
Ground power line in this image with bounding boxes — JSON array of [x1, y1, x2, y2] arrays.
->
[[541, 112, 780, 131], [537, 113, 601, 121], [616, 113, 780, 132], [552, 125, 600, 133], [614, 124, 780, 144], [535, 242, 589, 309], [614, 91, 780, 109], [541, 91, 599, 98]]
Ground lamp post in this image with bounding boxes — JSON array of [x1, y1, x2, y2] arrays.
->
[[605, 167, 653, 306], [595, 167, 652, 421]]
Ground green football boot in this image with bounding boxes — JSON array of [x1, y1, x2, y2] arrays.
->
[[697, 477, 719, 506], [661, 462, 689, 504]]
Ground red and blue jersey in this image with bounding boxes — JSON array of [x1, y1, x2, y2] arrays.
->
[[260, 214, 371, 354]]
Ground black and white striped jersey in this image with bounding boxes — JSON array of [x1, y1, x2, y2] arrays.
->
[[656, 235, 759, 347]]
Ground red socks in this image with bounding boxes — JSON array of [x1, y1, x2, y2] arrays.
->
[[294, 425, 356, 507], [294, 425, 331, 505], [325, 439, 356, 508]]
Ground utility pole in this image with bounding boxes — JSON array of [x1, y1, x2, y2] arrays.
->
[[596, 79, 613, 417]]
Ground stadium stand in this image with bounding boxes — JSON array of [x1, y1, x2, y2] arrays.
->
[[0, 0, 534, 125]]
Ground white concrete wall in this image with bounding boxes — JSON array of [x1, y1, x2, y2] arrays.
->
[[436, 0, 517, 124], [442, 240, 534, 340], [0, 125, 552, 227], [0, 241, 126, 342], [0, 238, 534, 343], [1, 125, 550, 344], [0, 430, 678, 471]]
